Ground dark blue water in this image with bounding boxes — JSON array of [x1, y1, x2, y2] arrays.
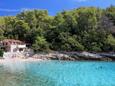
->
[[0, 61, 115, 86]]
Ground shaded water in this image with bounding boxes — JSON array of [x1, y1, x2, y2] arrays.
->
[[0, 60, 115, 86]]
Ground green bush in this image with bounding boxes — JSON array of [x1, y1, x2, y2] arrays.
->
[[32, 36, 50, 52], [0, 49, 3, 57]]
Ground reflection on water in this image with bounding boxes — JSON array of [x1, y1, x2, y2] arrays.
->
[[0, 60, 56, 86], [2, 59, 26, 73], [0, 60, 115, 86]]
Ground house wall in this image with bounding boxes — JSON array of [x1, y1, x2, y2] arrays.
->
[[10, 44, 26, 52], [18, 45, 26, 48], [10, 45, 17, 52]]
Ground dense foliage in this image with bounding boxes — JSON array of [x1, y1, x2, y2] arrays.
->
[[0, 49, 3, 57], [0, 6, 115, 52]]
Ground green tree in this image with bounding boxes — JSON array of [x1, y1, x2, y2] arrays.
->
[[13, 20, 30, 41], [32, 36, 49, 51], [0, 7, 115, 52]]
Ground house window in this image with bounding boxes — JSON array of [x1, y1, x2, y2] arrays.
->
[[3, 42, 8, 46], [19, 48, 23, 52], [6, 43, 8, 45]]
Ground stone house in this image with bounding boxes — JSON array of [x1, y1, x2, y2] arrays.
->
[[0, 39, 26, 53]]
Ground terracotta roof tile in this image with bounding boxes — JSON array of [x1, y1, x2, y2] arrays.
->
[[1, 39, 25, 44]]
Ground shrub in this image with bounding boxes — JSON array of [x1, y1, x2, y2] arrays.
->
[[0, 49, 3, 57]]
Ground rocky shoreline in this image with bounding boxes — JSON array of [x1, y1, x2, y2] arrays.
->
[[0, 51, 115, 61], [31, 51, 115, 61]]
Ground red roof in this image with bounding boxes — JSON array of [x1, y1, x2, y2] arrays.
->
[[1, 39, 25, 45]]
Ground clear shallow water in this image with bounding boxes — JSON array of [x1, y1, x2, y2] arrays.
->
[[0, 61, 115, 86]]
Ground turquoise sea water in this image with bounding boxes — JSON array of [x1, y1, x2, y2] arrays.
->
[[0, 61, 115, 86]]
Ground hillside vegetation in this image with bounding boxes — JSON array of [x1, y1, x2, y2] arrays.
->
[[0, 6, 115, 52]]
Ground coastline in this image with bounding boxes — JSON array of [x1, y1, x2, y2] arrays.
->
[[30, 51, 115, 61], [0, 51, 115, 62], [0, 58, 43, 63]]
